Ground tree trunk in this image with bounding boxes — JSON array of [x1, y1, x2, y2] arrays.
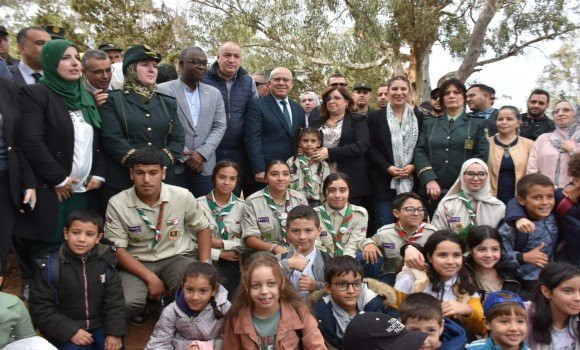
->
[[420, 47, 432, 102]]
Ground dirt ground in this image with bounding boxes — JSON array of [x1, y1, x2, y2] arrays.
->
[[2, 254, 159, 350]]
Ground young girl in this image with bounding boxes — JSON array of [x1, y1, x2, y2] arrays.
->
[[145, 262, 231, 350], [395, 230, 485, 337], [242, 160, 307, 255], [223, 253, 326, 349], [465, 225, 521, 303], [197, 161, 246, 298], [287, 128, 331, 207], [314, 172, 368, 257], [526, 262, 580, 350]]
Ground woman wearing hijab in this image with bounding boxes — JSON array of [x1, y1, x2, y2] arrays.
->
[[431, 158, 505, 240], [527, 100, 579, 188], [17, 40, 105, 264], [99, 45, 184, 212]]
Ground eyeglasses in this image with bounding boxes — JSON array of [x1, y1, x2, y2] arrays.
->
[[325, 96, 344, 103], [330, 83, 348, 87], [333, 281, 363, 291], [554, 107, 572, 114], [270, 77, 292, 83], [256, 82, 268, 86], [182, 59, 208, 67], [85, 66, 114, 76], [401, 206, 426, 214], [463, 171, 488, 179]]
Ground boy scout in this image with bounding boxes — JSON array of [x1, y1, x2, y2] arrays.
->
[[104, 148, 212, 320]]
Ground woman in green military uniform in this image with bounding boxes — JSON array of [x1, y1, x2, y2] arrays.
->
[[413, 78, 488, 217], [98, 45, 184, 212]]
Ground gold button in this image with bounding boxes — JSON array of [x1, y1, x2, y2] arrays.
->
[[445, 148, 448, 151], [445, 160, 449, 163], [147, 142, 152, 146], [147, 127, 152, 132], [145, 113, 151, 117], [446, 136, 450, 139]]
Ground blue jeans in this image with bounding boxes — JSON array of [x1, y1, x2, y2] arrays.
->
[[57, 327, 106, 350], [373, 199, 396, 228], [175, 169, 214, 198]]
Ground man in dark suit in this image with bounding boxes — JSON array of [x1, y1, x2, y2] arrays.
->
[[244, 67, 305, 195], [8, 27, 50, 87]]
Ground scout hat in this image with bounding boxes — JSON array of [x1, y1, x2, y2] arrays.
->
[[122, 44, 161, 74]]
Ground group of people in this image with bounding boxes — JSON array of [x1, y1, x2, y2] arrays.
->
[[0, 24, 579, 350]]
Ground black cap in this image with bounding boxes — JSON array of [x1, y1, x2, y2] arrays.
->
[[0, 26, 8, 36], [343, 312, 428, 350], [353, 82, 372, 92], [44, 25, 66, 40], [98, 43, 123, 52], [122, 44, 162, 74]]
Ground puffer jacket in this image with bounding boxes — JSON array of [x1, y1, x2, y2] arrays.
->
[[145, 285, 231, 350], [308, 278, 399, 350], [29, 243, 125, 343]]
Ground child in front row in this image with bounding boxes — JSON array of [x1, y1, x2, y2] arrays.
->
[[29, 210, 125, 350], [498, 173, 558, 293], [145, 262, 231, 350], [309, 255, 399, 349], [278, 205, 331, 296], [400, 292, 467, 350], [287, 127, 331, 207], [223, 252, 326, 349], [466, 291, 531, 350]]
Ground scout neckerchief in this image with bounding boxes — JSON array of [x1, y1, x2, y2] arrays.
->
[[394, 221, 426, 244], [136, 201, 167, 249], [296, 155, 316, 198], [319, 204, 354, 256], [262, 187, 291, 241], [458, 190, 477, 240], [206, 191, 237, 239]]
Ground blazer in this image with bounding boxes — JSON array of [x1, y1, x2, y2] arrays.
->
[[244, 93, 305, 175], [0, 77, 35, 208], [157, 79, 227, 176], [17, 84, 105, 240], [311, 112, 370, 198], [8, 64, 26, 87], [367, 107, 423, 201]]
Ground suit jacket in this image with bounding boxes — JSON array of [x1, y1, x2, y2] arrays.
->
[[311, 112, 370, 198], [8, 64, 26, 87], [17, 84, 105, 240], [0, 77, 35, 207], [157, 79, 226, 176], [244, 93, 305, 174]]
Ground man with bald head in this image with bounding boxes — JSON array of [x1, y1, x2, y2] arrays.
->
[[244, 67, 305, 193], [158, 46, 226, 197], [204, 41, 257, 194]]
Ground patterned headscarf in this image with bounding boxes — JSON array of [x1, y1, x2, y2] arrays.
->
[[123, 62, 157, 102]]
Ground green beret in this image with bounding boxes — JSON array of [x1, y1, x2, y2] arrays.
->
[[122, 45, 161, 74]]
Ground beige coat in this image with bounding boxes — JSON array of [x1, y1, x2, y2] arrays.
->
[[487, 136, 534, 197]]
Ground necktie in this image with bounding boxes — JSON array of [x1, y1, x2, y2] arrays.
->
[[31, 72, 42, 83], [280, 100, 292, 128], [449, 118, 454, 128]]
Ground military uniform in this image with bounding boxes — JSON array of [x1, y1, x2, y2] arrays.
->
[[241, 188, 307, 247], [287, 156, 331, 204], [315, 202, 368, 257], [414, 112, 489, 194]]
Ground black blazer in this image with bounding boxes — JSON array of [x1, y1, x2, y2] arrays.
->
[[0, 77, 35, 207], [367, 107, 423, 201], [8, 64, 27, 87], [17, 84, 105, 240], [311, 112, 369, 198]]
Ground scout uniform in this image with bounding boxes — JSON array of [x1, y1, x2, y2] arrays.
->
[[314, 202, 368, 257], [287, 155, 331, 205], [360, 222, 437, 274], [414, 112, 489, 194], [197, 191, 247, 262], [241, 188, 307, 247]]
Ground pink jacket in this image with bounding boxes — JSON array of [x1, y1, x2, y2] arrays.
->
[[223, 300, 327, 350], [527, 132, 578, 188]]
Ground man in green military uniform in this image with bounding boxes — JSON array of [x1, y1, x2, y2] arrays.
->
[[414, 78, 488, 216]]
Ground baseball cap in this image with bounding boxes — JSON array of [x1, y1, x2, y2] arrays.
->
[[343, 312, 428, 350], [353, 82, 372, 91], [483, 291, 526, 316]]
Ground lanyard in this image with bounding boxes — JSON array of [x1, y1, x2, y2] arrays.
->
[[394, 221, 426, 244], [262, 187, 291, 241], [206, 191, 237, 239], [319, 205, 353, 256], [136, 201, 167, 249], [458, 190, 477, 240]]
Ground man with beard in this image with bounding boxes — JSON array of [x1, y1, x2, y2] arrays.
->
[[376, 84, 389, 109], [466, 83, 498, 135], [520, 89, 554, 141], [352, 82, 373, 115], [428, 88, 443, 118]]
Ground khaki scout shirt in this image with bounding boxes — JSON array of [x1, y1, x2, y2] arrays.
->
[[287, 156, 331, 202], [314, 203, 368, 257], [197, 193, 247, 262], [105, 184, 210, 262], [241, 188, 307, 246]]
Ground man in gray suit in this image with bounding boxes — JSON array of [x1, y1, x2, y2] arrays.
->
[[157, 46, 227, 197]]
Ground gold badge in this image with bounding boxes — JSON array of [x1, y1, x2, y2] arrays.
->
[[456, 223, 463, 230], [464, 138, 474, 150], [168, 230, 179, 240]]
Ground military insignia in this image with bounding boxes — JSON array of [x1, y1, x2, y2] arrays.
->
[[464, 138, 474, 150], [456, 223, 463, 230], [168, 230, 179, 240], [54, 27, 61, 33]]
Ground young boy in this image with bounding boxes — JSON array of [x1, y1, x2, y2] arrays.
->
[[278, 205, 330, 295], [399, 292, 467, 350], [361, 192, 437, 283], [309, 255, 399, 349], [499, 173, 558, 292], [29, 210, 125, 349], [466, 291, 530, 350]]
